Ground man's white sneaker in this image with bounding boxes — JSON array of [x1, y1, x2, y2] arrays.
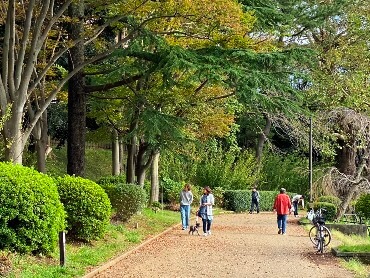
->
[[207, 231, 211, 235], [203, 233, 207, 236]]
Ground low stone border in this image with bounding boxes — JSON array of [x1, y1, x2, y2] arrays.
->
[[81, 223, 181, 278], [332, 247, 370, 264], [326, 223, 368, 237]]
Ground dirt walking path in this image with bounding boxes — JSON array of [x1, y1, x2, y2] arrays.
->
[[86, 212, 354, 278]]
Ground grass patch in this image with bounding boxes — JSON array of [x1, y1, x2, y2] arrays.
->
[[337, 244, 370, 253], [46, 147, 112, 181], [331, 230, 370, 247], [340, 259, 370, 278], [6, 208, 179, 278]]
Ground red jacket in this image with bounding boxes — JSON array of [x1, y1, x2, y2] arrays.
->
[[273, 193, 292, 215]]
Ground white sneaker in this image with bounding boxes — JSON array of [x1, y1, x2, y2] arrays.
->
[[203, 233, 207, 236], [207, 231, 211, 235]]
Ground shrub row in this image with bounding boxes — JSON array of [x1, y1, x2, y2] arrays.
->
[[223, 190, 297, 212], [55, 176, 111, 242], [0, 164, 116, 254], [99, 181, 146, 222], [312, 202, 337, 222], [0, 163, 65, 254]]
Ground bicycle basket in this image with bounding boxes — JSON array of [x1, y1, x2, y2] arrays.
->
[[313, 214, 325, 225]]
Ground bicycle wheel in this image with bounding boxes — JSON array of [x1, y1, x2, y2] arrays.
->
[[309, 226, 318, 246], [321, 225, 332, 247]]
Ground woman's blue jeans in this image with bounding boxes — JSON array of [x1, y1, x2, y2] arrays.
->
[[277, 214, 288, 234], [180, 205, 190, 229]]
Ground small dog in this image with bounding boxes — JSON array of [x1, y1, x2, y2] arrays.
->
[[189, 222, 201, 236]]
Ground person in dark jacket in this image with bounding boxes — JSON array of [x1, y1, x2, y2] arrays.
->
[[249, 187, 260, 214]]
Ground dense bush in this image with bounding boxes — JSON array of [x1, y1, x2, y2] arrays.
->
[[259, 152, 310, 195], [212, 187, 225, 208], [223, 190, 285, 212], [317, 195, 341, 207], [0, 163, 65, 254], [355, 194, 370, 219], [313, 202, 337, 222], [223, 190, 250, 212], [194, 148, 260, 190], [99, 183, 147, 222], [160, 177, 184, 205], [55, 175, 111, 241]]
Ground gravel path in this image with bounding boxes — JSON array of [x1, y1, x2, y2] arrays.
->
[[87, 212, 354, 278]]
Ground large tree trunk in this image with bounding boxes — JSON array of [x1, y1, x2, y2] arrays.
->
[[126, 113, 139, 183], [112, 129, 120, 175], [336, 140, 357, 175], [34, 112, 49, 173], [119, 139, 125, 174], [256, 114, 271, 163], [3, 111, 25, 164], [67, 0, 86, 176], [336, 153, 368, 219], [136, 142, 154, 187], [126, 135, 137, 184], [150, 150, 160, 205]]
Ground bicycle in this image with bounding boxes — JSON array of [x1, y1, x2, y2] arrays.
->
[[308, 208, 332, 253]]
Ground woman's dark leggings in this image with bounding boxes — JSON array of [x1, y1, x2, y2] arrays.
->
[[202, 218, 212, 233]]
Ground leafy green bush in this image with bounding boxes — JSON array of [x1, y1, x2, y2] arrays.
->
[[259, 152, 309, 195], [212, 187, 225, 208], [355, 194, 370, 219], [160, 177, 184, 205], [317, 195, 341, 207], [313, 202, 337, 221], [195, 148, 260, 190], [100, 183, 147, 222], [55, 175, 111, 241], [0, 163, 65, 254], [223, 190, 250, 212]]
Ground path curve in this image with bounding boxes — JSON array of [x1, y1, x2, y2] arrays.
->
[[86, 212, 354, 278]]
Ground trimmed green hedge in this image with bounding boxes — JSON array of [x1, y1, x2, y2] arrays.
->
[[0, 163, 65, 254], [313, 202, 337, 222], [223, 190, 296, 212], [99, 183, 147, 222], [55, 175, 111, 241], [317, 195, 341, 207]]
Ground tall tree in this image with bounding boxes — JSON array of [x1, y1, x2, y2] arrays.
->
[[67, 0, 86, 176]]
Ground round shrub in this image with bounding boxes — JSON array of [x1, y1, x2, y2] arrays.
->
[[313, 202, 337, 222], [0, 163, 65, 254], [355, 194, 370, 219], [100, 183, 146, 222], [55, 175, 111, 241], [317, 195, 341, 207]]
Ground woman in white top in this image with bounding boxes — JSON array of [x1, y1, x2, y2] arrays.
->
[[198, 186, 215, 236]]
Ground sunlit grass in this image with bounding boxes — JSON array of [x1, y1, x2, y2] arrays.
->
[[331, 230, 370, 247], [340, 258, 370, 278]]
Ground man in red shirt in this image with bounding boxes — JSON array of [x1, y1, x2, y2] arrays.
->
[[273, 188, 292, 235]]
